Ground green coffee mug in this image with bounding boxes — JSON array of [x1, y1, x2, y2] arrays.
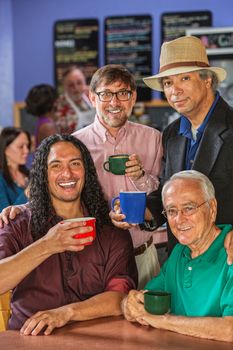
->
[[144, 291, 171, 315], [103, 154, 129, 175]]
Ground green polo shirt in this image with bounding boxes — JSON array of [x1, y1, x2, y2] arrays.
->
[[145, 224, 233, 317]]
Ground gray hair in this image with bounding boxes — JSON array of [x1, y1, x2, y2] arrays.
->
[[198, 69, 219, 93], [62, 66, 85, 81], [162, 170, 215, 205]]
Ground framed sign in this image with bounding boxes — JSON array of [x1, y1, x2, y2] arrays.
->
[[186, 27, 233, 106], [105, 15, 152, 101], [161, 10, 212, 43], [54, 19, 99, 94], [186, 27, 233, 55]]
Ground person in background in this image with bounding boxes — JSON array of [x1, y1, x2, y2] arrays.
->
[[25, 84, 58, 147], [55, 66, 95, 133], [0, 134, 137, 335], [73, 64, 163, 289], [0, 127, 30, 211], [122, 171, 233, 343]]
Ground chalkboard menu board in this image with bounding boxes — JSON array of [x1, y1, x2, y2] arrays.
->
[[54, 19, 99, 94], [161, 11, 212, 43], [105, 15, 152, 101]]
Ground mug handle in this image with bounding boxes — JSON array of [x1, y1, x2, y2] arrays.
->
[[111, 196, 120, 211], [103, 161, 110, 172]]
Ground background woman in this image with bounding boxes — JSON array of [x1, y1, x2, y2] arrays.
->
[[25, 84, 58, 147], [0, 127, 31, 211]]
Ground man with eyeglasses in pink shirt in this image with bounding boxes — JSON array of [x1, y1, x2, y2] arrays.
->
[[73, 64, 163, 289]]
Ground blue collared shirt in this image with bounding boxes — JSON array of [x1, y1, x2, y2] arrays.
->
[[179, 93, 220, 170]]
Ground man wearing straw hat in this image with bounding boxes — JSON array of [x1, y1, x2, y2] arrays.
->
[[110, 36, 233, 260], [142, 35, 233, 256]]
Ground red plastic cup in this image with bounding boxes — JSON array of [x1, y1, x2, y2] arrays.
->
[[64, 217, 96, 245]]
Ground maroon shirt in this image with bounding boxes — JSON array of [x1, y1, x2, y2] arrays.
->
[[0, 208, 137, 329]]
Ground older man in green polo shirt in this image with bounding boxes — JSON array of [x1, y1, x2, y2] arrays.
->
[[122, 170, 233, 343]]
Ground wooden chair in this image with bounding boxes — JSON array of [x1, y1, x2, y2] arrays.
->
[[0, 291, 11, 332]]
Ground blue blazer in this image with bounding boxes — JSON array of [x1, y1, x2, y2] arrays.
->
[[147, 96, 233, 252]]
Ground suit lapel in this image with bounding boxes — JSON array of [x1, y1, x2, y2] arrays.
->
[[167, 135, 187, 175], [192, 98, 227, 176]]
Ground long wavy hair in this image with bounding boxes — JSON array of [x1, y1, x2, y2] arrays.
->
[[29, 134, 110, 241], [0, 127, 30, 189]]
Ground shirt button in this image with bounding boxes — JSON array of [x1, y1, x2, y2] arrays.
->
[[188, 266, 192, 271]]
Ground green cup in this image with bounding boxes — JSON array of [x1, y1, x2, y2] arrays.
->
[[144, 291, 171, 315], [103, 154, 129, 175]]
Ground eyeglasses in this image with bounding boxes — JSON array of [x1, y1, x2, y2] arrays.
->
[[95, 90, 132, 102], [162, 200, 208, 219]]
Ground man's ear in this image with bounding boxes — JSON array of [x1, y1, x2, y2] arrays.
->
[[132, 90, 137, 104], [205, 76, 212, 89], [210, 198, 217, 223], [89, 91, 96, 107]]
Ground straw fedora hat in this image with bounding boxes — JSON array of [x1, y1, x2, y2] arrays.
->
[[143, 36, 227, 91]]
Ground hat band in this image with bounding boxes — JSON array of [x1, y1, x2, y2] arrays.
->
[[159, 61, 210, 73]]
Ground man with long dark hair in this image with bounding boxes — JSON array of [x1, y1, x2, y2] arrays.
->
[[0, 134, 137, 335]]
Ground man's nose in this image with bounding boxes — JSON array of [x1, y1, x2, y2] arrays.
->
[[110, 93, 119, 105], [174, 210, 186, 222], [62, 166, 73, 176], [171, 83, 182, 96], [72, 85, 80, 91], [23, 145, 29, 154]]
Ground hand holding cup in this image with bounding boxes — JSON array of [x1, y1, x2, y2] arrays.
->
[[103, 154, 129, 175], [111, 191, 146, 224], [63, 217, 96, 245], [144, 291, 171, 315], [44, 218, 95, 254]]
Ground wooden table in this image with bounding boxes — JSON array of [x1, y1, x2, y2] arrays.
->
[[0, 316, 232, 350]]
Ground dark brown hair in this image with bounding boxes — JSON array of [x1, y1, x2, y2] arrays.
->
[[89, 64, 136, 92], [25, 84, 58, 116], [0, 127, 30, 188]]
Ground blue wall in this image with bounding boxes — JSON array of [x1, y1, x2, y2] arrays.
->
[[0, 0, 14, 126], [1, 0, 233, 126]]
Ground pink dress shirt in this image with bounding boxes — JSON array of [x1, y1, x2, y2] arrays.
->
[[73, 116, 163, 248]]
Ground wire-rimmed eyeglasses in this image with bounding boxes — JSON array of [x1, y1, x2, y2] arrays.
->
[[162, 200, 209, 219], [95, 90, 132, 102]]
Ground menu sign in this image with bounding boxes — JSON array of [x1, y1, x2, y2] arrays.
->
[[105, 15, 152, 101], [161, 11, 212, 43], [54, 19, 99, 93]]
